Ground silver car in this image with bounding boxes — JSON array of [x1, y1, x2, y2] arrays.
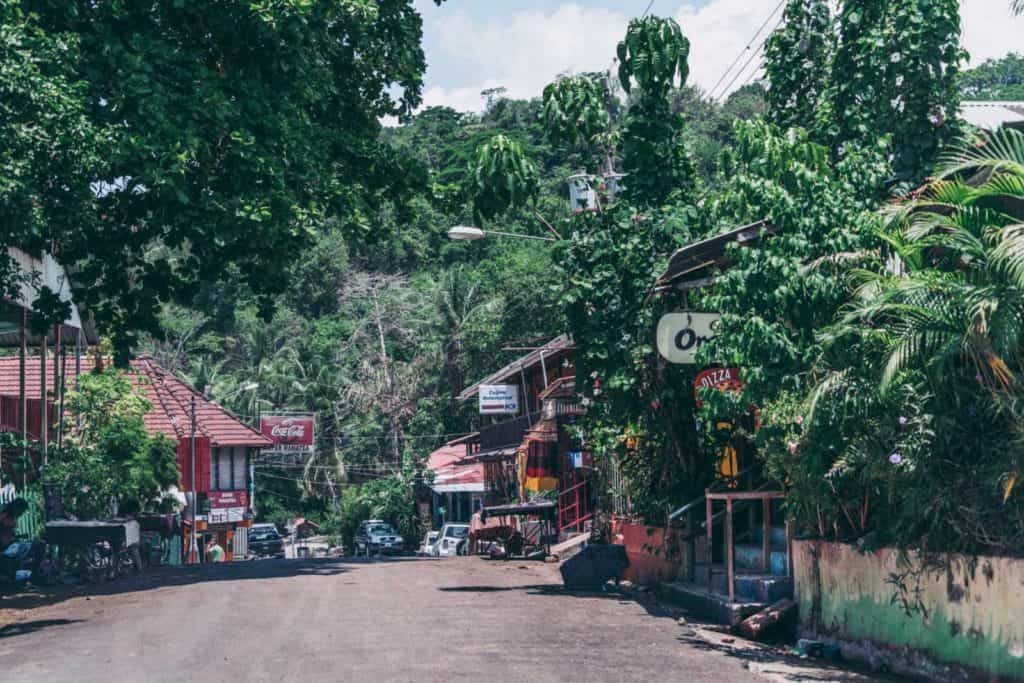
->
[[355, 520, 403, 555]]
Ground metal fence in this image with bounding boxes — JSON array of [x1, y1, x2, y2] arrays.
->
[[0, 483, 44, 538]]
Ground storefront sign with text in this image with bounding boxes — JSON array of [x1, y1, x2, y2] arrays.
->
[[656, 312, 722, 364]]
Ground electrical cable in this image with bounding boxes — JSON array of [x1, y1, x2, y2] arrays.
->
[[706, 0, 786, 101], [716, 44, 767, 102]]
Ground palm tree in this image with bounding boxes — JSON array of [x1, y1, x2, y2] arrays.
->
[[844, 128, 1024, 393]]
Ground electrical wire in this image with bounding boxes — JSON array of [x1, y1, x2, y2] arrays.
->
[[706, 0, 786, 101], [716, 44, 767, 102], [641, 0, 656, 19]]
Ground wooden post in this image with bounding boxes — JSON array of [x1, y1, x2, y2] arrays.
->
[[785, 519, 795, 578], [705, 491, 712, 563], [726, 498, 735, 603], [40, 332, 47, 465], [762, 497, 771, 574], [19, 309, 27, 463]]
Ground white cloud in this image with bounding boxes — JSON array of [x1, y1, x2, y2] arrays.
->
[[961, 0, 1024, 66], [417, 0, 1024, 113]]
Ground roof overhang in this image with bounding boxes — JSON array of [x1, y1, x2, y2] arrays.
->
[[432, 482, 485, 493], [458, 335, 574, 401], [0, 248, 100, 347], [653, 219, 777, 292]]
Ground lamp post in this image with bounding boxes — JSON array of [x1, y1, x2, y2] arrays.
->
[[190, 395, 197, 564], [447, 225, 555, 242]]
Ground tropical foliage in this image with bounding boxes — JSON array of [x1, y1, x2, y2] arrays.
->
[[46, 369, 180, 519]]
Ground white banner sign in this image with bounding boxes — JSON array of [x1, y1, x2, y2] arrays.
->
[[479, 384, 520, 415], [208, 507, 246, 524], [656, 312, 722, 364]]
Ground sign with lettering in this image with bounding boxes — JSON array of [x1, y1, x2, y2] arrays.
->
[[656, 312, 722, 364], [478, 385, 520, 415], [210, 490, 248, 509], [260, 415, 315, 452], [693, 367, 744, 408]]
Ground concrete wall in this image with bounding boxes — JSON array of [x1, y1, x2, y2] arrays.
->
[[610, 519, 685, 585], [794, 540, 1024, 680]]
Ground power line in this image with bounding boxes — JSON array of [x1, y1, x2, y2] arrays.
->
[[706, 0, 786, 101], [716, 44, 767, 103], [641, 0, 656, 18]]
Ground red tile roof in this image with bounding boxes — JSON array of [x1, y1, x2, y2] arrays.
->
[[0, 355, 271, 448]]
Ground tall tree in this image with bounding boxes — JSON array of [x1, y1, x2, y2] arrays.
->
[[763, 0, 833, 132], [26, 0, 442, 358], [617, 17, 696, 206]]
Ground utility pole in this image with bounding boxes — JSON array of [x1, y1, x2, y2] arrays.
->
[[190, 395, 197, 564]]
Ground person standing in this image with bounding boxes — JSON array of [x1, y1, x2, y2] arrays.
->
[[205, 535, 225, 563]]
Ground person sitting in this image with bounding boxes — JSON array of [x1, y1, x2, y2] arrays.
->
[[1, 498, 43, 584]]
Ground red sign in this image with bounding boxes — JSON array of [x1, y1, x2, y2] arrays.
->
[[260, 414, 315, 451], [694, 367, 744, 408], [210, 490, 249, 509]]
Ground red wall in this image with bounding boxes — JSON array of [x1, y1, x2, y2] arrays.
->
[[611, 519, 681, 586]]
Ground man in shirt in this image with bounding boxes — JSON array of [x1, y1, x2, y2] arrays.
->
[[206, 536, 225, 563]]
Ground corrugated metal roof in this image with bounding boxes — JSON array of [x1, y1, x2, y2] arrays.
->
[[0, 355, 271, 448], [457, 335, 574, 401], [961, 101, 1024, 130], [426, 443, 484, 493]]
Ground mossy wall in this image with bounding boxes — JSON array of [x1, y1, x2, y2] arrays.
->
[[793, 540, 1024, 679]]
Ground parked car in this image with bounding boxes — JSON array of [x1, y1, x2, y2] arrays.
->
[[435, 523, 470, 557], [248, 523, 285, 559], [418, 530, 440, 556], [354, 520, 403, 555]]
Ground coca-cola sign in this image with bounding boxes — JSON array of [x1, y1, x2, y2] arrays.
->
[[260, 414, 315, 452]]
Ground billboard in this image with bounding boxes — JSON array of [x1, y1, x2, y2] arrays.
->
[[479, 384, 519, 415], [260, 414, 315, 452]]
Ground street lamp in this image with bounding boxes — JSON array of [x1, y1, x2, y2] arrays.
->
[[447, 225, 555, 242]]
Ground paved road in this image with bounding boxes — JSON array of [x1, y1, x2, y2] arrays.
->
[[0, 557, 830, 682]]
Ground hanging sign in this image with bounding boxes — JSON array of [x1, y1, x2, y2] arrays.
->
[[210, 490, 249, 509], [657, 312, 721, 364], [260, 415, 315, 452], [693, 367, 744, 408], [479, 385, 520, 415]]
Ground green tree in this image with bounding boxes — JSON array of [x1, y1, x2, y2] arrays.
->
[[23, 0, 442, 359], [763, 0, 833, 132], [961, 53, 1024, 100], [0, 1, 103, 312], [617, 16, 696, 207], [47, 369, 179, 518]]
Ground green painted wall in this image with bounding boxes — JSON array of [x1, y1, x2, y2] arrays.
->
[[793, 541, 1024, 679]]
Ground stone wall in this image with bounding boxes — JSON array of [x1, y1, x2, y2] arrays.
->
[[793, 540, 1024, 680]]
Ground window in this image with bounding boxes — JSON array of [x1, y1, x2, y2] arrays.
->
[[213, 447, 247, 491]]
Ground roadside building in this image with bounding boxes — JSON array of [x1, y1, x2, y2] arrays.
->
[[425, 437, 484, 527], [455, 335, 592, 540], [0, 354, 272, 562]]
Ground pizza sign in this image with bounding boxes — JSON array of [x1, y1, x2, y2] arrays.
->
[[693, 367, 743, 408]]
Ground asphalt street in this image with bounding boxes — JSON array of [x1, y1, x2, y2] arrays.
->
[[0, 556, 872, 682]]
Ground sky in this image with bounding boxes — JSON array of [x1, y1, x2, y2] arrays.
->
[[412, 0, 1024, 114]]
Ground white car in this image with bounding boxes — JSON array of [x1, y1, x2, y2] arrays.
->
[[434, 523, 470, 557], [418, 530, 440, 556]]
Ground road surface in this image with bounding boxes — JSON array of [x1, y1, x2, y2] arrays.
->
[[0, 557, 872, 682]]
